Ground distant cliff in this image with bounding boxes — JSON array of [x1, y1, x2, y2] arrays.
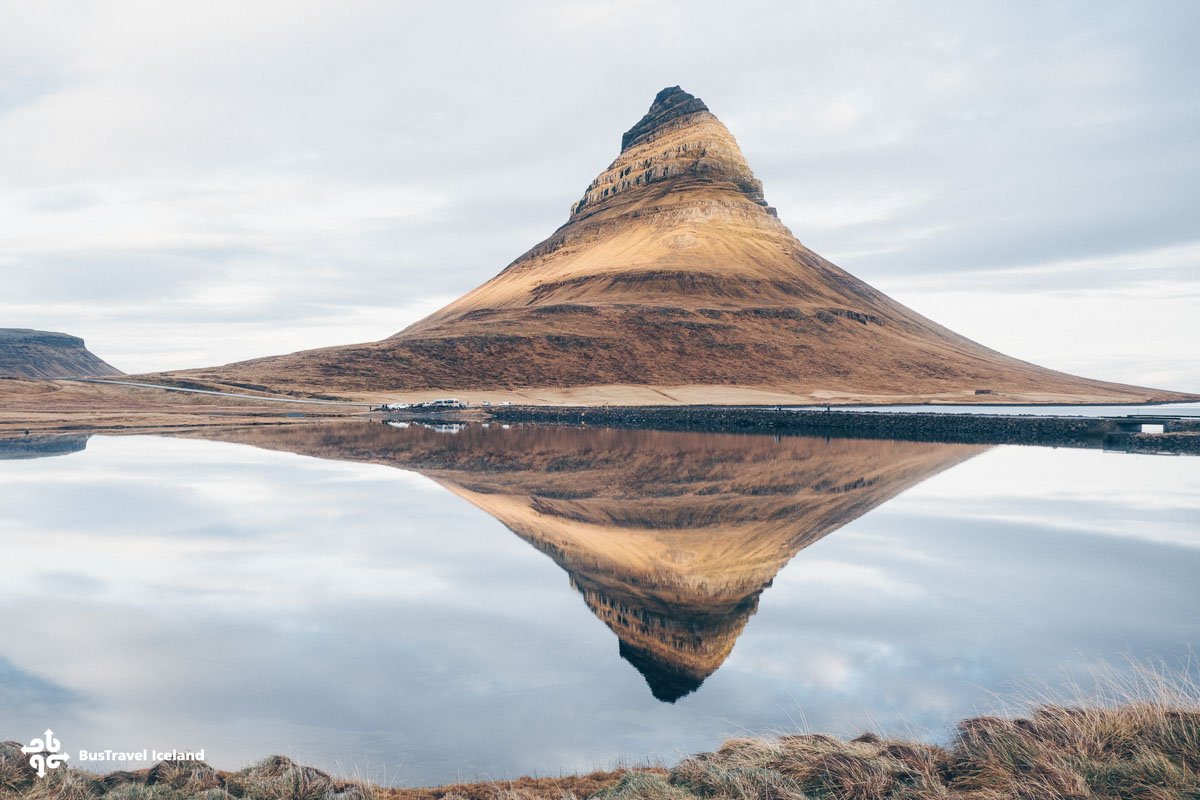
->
[[0, 328, 122, 378]]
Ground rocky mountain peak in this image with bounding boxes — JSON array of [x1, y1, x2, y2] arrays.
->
[[620, 86, 711, 151], [569, 86, 771, 221]]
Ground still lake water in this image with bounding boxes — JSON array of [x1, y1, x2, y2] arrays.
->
[[1, 422, 1197, 786]]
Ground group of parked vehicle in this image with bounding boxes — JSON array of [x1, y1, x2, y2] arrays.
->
[[376, 398, 512, 411]]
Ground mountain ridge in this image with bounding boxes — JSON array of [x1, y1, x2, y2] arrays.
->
[[148, 87, 1192, 405]]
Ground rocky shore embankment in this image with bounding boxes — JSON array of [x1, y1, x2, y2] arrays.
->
[[483, 406, 1200, 454]]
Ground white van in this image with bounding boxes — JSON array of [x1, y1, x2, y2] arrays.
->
[[423, 398, 467, 409]]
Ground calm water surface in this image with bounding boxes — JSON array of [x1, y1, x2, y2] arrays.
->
[[1, 423, 1197, 786]]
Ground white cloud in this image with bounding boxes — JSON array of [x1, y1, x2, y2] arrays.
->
[[0, 0, 1196, 383]]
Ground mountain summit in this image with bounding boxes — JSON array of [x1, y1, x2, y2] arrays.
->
[[165, 87, 1188, 404], [620, 85, 711, 151]]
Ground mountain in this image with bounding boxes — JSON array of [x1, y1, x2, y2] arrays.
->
[[0, 329, 122, 379], [184, 422, 986, 701], [158, 87, 1188, 404]]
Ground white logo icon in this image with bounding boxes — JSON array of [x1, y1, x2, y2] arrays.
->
[[20, 729, 70, 778]]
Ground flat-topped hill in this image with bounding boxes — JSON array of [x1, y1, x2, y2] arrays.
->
[[0, 328, 121, 379]]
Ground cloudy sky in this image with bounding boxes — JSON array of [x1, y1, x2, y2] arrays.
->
[[2, 1, 1197, 390]]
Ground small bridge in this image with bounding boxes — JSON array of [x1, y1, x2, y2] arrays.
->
[[1106, 417, 1173, 433], [1099, 415, 1200, 453]]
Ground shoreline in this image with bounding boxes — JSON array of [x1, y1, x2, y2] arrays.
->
[[482, 405, 1200, 455], [4, 402, 1200, 456], [2, 375, 1197, 441], [2, 374, 1198, 454]]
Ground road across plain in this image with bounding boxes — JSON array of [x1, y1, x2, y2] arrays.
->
[[65, 378, 375, 407]]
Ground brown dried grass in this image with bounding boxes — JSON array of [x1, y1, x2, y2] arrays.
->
[[3, 664, 1197, 799]]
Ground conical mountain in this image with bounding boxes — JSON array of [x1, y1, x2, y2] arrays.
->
[[164, 87, 1190, 404], [181, 422, 986, 701]]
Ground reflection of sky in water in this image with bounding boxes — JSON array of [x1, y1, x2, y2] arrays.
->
[[0, 434, 1197, 786]]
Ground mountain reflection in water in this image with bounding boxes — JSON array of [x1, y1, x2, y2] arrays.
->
[[0, 432, 89, 460], [185, 422, 986, 701]]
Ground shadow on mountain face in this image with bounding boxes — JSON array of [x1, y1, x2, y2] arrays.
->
[[182, 422, 987, 701]]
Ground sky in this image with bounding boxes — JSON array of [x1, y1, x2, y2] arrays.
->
[[2, 0, 1198, 391]]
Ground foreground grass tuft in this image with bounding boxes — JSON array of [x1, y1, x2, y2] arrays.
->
[[0, 749, 375, 800], [587, 699, 1200, 800], [665, 702, 1198, 800], [4, 698, 1199, 799]]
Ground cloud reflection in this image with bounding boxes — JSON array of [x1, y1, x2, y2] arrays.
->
[[0, 426, 1195, 785]]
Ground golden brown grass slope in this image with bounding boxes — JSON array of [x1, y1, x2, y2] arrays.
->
[[151, 87, 1192, 406]]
